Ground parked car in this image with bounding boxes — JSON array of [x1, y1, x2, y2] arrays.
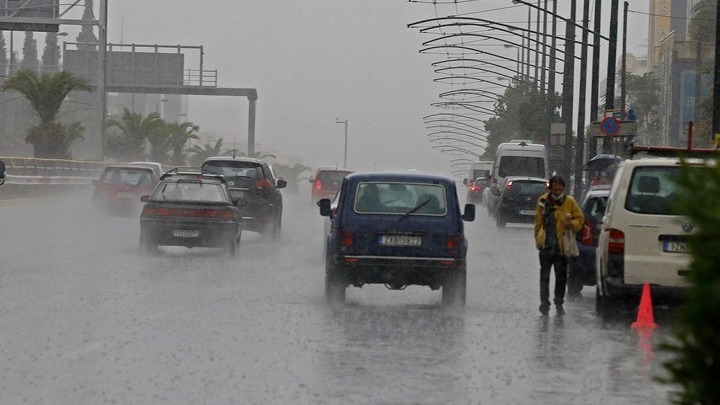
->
[[309, 167, 353, 204], [318, 172, 475, 306], [493, 176, 548, 228], [201, 157, 286, 239], [595, 153, 710, 315], [92, 164, 160, 215], [139, 171, 243, 256], [567, 185, 610, 296]]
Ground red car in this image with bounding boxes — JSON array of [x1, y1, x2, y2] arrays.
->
[[92, 164, 160, 215], [309, 167, 353, 204]]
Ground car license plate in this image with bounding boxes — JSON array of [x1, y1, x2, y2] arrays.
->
[[379, 235, 421, 246], [663, 241, 688, 253], [173, 230, 200, 238], [520, 210, 535, 216]]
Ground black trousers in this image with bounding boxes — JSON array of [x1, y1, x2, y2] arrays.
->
[[539, 248, 568, 308]]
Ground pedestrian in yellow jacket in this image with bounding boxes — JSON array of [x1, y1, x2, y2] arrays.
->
[[534, 175, 584, 316]]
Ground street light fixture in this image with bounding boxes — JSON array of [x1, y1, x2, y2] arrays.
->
[[336, 118, 348, 168]]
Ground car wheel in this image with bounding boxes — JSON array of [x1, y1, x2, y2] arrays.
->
[[139, 229, 157, 255], [595, 284, 619, 318], [325, 262, 346, 304], [442, 267, 466, 308], [496, 212, 506, 228]]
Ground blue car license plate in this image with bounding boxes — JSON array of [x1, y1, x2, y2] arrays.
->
[[663, 241, 688, 253]]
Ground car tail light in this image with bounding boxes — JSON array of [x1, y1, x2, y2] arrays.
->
[[142, 206, 234, 219], [256, 179, 272, 190], [446, 234, 461, 254], [581, 220, 593, 245], [339, 230, 353, 250], [608, 228, 625, 254], [315, 180, 323, 190], [506, 180, 513, 190], [470, 185, 479, 192]]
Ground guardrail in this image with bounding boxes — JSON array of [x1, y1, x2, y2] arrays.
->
[[0, 157, 107, 185]]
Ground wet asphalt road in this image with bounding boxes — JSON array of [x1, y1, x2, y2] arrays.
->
[[0, 187, 678, 404]]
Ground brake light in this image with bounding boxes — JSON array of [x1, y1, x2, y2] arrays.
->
[[446, 234, 462, 254], [581, 220, 593, 245], [506, 180, 513, 190], [470, 185, 479, 192], [142, 206, 234, 219], [315, 180, 323, 190], [339, 230, 353, 250], [256, 179, 272, 190], [608, 228, 625, 254]]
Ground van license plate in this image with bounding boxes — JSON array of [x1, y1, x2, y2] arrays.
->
[[663, 241, 688, 253], [379, 235, 421, 246], [520, 210, 535, 216], [174, 230, 200, 238]]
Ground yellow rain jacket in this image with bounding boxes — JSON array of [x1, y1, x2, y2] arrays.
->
[[534, 192, 584, 253]]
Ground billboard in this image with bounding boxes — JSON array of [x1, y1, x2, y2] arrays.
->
[[0, 0, 59, 31], [64, 49, 185, 88]]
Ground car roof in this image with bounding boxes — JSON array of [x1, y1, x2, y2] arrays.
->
[[315, 167, 353, 173], [102, 164, 155, 172], [203, 156, 264, 164], [345, 171, 454, 185], [503, 176, 547, 183]]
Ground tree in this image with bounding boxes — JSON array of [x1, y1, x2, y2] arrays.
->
[[188, 138, 231, 166], [236, 150, 276, 160], [41, 32, 61, 72], [166, 121, 200, 165], [1, 69, 92, 158], [659, 157, 720, 404], [0, 30, 7, 77], [272, 162, 312, 193], [20, 31, 38, 71], [482, 79, 562, 159], [688, 0, 716, 147], [622, 73, 663, 145], [105, 108, 164, 161]]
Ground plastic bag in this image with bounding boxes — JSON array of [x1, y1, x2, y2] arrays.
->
[[562, 229, 580, 257]]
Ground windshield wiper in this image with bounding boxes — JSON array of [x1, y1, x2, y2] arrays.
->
[[400, 198, 430, 220]]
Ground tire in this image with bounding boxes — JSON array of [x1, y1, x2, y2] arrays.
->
[[442, 267, 467, 308], [324, 261, 346, 304], [496, 211, 506, 228]]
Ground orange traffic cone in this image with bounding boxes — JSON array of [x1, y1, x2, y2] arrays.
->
[[632, 283, 657, 329]]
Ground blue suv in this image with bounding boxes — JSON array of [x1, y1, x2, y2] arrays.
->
[[318, 172, 475, 306]]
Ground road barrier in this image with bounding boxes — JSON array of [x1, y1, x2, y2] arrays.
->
[[0, 157, 107, 199]]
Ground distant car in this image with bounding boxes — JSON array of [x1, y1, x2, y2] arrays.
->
[[465, 176, 489, 205], [567, 185, 610, 296], [318, 172, 475, 306], [92, 164, 160, 215], [201, 157, 287, 239], [493, 176, 548, 228], [309, 167, 353, 204], [128, 161, 164, 178], [139, 172, 243, 256]]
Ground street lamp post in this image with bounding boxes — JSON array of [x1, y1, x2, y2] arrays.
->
[[336, 118, 348, 168]]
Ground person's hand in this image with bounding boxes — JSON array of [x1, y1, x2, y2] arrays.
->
[[563, 214, 573, 228]]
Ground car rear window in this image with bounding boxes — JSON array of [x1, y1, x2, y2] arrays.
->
[[625, 166, 681, 215], [102, 168, 154, 186], [354, 182, 447, 215], [584, 194, 608, 222], [498, 156, 545, 178], [317, 171, 351, 185], [153, 181, 227, 202], [202, 161, 260, 178], [505, 180, 547, 196]]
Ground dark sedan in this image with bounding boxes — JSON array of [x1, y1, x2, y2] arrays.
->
[[494, 176, 548, 228], [139, 173, 242, 256]]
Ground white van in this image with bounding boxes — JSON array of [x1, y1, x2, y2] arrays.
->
[[467, 160, 493, 184], [484, 141, 548, 212]]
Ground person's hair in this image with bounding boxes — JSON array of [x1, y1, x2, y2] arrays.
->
[[549, 175, 565, 188]]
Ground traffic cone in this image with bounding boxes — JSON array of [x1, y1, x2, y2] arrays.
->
[[632, 283, 657, 329]]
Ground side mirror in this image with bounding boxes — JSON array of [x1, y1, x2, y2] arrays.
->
[[0, 160, 5, 186], [318, 198, 332, 217], [140, 195, 150, 202], [276, 179, 287, 189], [462, 178, 468, 186], [462, 203, 475, 222]]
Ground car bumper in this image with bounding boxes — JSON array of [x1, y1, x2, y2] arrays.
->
[[331, 255, 464, 289], [604, 277, 687, 301], [141, 218, 239, 248]]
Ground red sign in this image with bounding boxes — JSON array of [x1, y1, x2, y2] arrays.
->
[[600, 117, 620, 136]]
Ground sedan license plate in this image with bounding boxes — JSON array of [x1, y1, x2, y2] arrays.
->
[[379, 235, 421, 246], [663, 241, 688, 253], [173, 230, 200, 238], [520, 209, 535, 216]]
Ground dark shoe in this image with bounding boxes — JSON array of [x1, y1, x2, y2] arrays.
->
[[539, 304, 550, 316], [556, 304, 565, 315]]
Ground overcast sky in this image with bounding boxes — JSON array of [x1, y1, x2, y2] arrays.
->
[[7, 1, 652, 177]]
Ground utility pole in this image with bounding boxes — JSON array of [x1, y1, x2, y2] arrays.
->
[[713, 0, 720, 142], [589, 0, 601, 157], [336, 118, 348, 168], [620, 1, 628, 121], [574, 0, 591, 198], [603, 0, 620, 153], [562, 0, 577, 179]]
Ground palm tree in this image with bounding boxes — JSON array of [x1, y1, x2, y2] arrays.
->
[[105, 108, 164, 161], [1, 69, 91, 158], [236, 150, 276, 160], [166, 121, 200, 165], [272, 162, 312, 193], [188, 138, 231, 166]]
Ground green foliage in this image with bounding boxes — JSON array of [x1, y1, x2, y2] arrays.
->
[[187, 138, 232, 166], [622, 73, 663, 145], [482, 79, 561, 159], [659, 157, 720, 404], [105, 108, 163, 161], [272, 162, 312, 193], [1, 69, 92, 158]]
